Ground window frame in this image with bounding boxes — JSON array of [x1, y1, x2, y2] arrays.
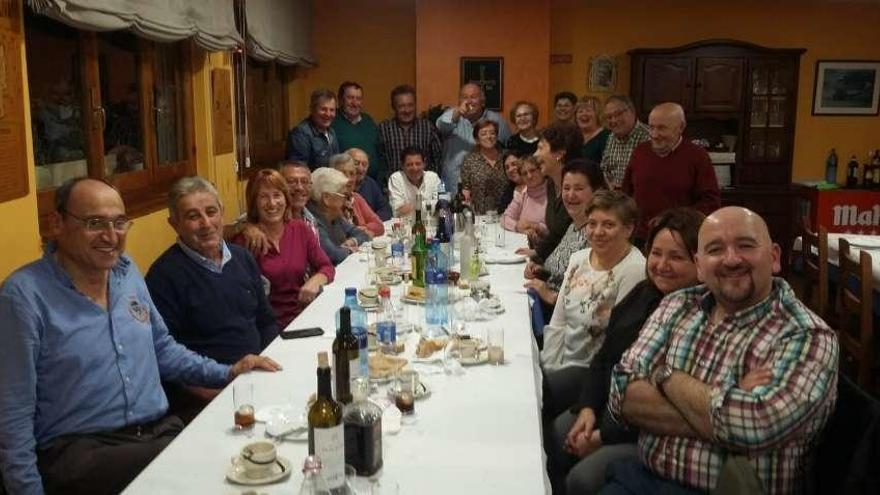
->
[[28, 20, 196, 237]]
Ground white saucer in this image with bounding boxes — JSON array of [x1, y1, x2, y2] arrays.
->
[[226, 456, 292, 485]]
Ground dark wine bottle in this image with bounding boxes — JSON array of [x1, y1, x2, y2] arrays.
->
[[332, 307, 359, 405], [308, 351, 345, 491]]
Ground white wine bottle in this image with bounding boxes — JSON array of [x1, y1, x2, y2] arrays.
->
[[308, 351, 345, 492]]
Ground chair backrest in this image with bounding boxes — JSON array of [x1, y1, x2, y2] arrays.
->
[[801, 226, 830, 319], [836, 238, 875, 389]]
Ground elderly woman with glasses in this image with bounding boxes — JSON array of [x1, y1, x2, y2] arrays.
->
[[232, 168, 335, 328], [308, 167, 371, 265], [329, 153, 384, 238], [506, 100, 540, 157]]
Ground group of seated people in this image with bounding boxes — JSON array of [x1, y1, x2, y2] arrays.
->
[[0, 78, 842, 495]]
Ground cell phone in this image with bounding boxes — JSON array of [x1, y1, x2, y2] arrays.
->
[[280, 327, 324, 340]]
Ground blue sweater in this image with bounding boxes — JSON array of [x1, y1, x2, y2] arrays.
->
[[358, 175, 392, 221], [145, 243, 278, 365]]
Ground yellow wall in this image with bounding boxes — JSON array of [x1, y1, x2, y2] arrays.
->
[[550, 0, 880, 181], [291, 0, 416, 122], [0, 5, 43, 281]]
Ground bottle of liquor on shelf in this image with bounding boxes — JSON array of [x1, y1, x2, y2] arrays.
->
[[846, 154, 860, 188], [343, 376, 383, 477], [861, 154, 873, 189], [308, 352, 345, 492], [337, 287, 368, 379], [871, 150, 880, 189], [332, 307, 359, 405], [825, 148, 838, 185]]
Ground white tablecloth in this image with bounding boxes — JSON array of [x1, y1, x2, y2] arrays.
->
[[123, 233, 550, 494], [793, 233, 880, 288]]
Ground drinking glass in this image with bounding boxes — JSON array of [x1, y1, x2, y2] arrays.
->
[[393, 369, 418, 421], [494, 223, 505, 248], [488, 327, 504, 365], [233, 380, 255, 432]]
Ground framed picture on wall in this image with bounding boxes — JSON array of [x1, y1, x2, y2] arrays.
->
[[588, 55, 617, 93], [812, 60, 880, 116], [460, 57, 503, 111]]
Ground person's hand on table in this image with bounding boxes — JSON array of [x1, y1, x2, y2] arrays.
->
[[241, 223, 273, 256], [229, 354, 282, 380], [397, 203, 414, 216], [524, 279, 556, 305], [516, 247, 536, 258], [298, 277, 324, 305], [524, 260, 541, 279]]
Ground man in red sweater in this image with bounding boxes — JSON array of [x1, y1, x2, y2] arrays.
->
[[623, 102, 720, 246]]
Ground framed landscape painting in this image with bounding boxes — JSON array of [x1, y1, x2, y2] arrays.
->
[[812, 60, 880, 116]]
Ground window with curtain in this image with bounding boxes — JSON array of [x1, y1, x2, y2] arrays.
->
[[245, 58, 288, 170], [25, 11, 195, 234]]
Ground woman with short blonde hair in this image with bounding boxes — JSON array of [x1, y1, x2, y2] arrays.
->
[[309, 167, 370, 265]]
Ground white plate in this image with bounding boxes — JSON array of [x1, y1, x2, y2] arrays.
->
[[226, 456, 292, 485], [483, 252, 527, 264]]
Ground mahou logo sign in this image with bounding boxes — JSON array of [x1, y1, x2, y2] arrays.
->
[[832, 204, 880, 227]]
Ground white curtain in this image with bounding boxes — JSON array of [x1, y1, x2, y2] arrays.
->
[[29, 0, 242, 51], [245, 0, 314, 66]]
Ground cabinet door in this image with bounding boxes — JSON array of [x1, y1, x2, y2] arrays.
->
[[641, 57, 694, 113], [694, 58, 744, 112]]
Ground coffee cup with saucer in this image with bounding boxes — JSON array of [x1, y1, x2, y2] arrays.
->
[[226, 441, 291, 485]]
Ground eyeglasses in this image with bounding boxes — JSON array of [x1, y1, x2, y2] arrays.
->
[[66, 212, 133, 232]]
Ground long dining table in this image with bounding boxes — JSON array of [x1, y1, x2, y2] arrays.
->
[[123, 228, 551, 494]]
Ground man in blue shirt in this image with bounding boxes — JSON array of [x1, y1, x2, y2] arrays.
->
[[286, 88, 340, 169], [348, 147, 392, 221], [436, 82, 511, 195], [0, 178, 280, 495]]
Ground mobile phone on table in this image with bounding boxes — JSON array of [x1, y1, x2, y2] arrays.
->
[[280, 327, 324, 340]]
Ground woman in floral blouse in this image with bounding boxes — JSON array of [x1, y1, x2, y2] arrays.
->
[[460, 120, 508, 215], [540, 190, 645, 415]]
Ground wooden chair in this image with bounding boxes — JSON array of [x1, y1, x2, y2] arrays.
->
[[800, 225, 830, 321], [836, 238, 876, 390]]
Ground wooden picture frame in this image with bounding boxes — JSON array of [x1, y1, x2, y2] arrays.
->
[[588, 55, 617, 93], [812, 60, 880, 116], [460, 57, 503, 111]]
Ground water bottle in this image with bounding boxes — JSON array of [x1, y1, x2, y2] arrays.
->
[[391, 237, 405, 269], [338, 287, 368, 378], [426, 240, 449, 331], [376, 286, 397, 354], [825, 148, 838, 185]]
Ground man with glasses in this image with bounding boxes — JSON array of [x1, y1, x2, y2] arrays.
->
[[0, 178, 279, 495], [600, 95, 650, 190], [348, 147, 391, 221]]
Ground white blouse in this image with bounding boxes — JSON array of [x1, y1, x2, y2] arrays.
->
[[540, 246, 646, 371]]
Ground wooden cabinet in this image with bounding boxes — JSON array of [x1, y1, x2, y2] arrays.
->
[[695, 57, 744, 112], [630, 40, 804, 265], [633, 55, 744, 115]]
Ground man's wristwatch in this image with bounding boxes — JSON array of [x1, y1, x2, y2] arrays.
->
[[652, 364, 674, 397]]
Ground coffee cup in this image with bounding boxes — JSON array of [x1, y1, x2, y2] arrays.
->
[[458, 338, 477, 360], [240, 441, 278, 479]]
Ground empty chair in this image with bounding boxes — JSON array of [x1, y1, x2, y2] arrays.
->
[[836, 238, 876, 390], [800, 225, 830, 320]]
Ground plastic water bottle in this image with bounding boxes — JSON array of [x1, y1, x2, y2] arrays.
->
[[426, 240, 449, 329], [297, 455, 332, 495], [338, 287, 368, 378], [376, 286, 397, 354]]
